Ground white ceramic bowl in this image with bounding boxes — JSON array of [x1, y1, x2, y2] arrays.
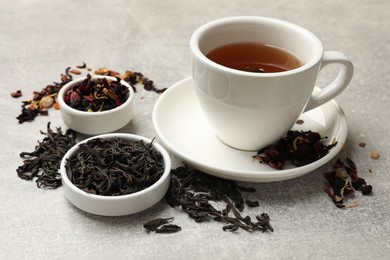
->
[[58, 75, 134, 135], [60, 133, 171, 216]]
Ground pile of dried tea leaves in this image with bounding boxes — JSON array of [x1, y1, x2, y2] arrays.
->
[[164, 165, 273, 233], [17, 122, 77, 188], [65, 137, 164, 196], [15, 63, 166, 123], [324, 158, 373, 208], [254, 130, 337, 169], [63, 74, 129, 112]]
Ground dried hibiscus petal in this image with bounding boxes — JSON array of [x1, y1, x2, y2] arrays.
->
[[16, 107, 39, 123]]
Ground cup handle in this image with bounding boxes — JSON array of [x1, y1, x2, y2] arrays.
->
[[304, 51, 353, 112]]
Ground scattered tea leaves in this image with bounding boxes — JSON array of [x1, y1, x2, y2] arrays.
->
[[165, 165, 273, 233], [253, 130, 337, 169], [16, 122, 77, 188]]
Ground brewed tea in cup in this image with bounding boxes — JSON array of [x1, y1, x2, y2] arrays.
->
[[190, 16, 353, 151], [206, 42, 303, 73]]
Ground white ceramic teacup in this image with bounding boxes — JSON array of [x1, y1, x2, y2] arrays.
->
[[190, 16, 353, 151]]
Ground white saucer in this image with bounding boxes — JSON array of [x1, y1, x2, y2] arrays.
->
[[152, 77, 347, 183]]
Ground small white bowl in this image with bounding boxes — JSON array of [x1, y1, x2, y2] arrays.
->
[[58, 75, 134, 135], [60, 133, 171, 216]]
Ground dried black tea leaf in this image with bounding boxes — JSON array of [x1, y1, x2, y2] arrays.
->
[[155, 224, 182, 234], [254, 130, 337, 169], [245, 200, 260, 207], [16, 122, 77, 188], [165, 165, 273, 233], [223, 224, 239, 232], [143, 217, 174, 232], [65, 137, 164, 196]]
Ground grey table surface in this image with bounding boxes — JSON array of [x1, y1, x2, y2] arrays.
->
[[1, 0, 389, 259]]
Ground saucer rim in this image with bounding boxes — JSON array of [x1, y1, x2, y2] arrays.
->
[[152, 76, 347, 182]]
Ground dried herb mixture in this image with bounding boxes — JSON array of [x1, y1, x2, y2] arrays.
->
[[325, 158, 373, 208], [15, 63, 166, 123], [254, 130, 337, 169], [63, 74, 129, 112]]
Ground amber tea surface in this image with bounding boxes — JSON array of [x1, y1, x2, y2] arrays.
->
[[206, 42, 303, 73]]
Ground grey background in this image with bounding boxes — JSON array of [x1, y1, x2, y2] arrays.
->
[[1, 0, 389, 259]]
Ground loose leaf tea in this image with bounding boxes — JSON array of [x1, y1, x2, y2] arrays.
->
[[143, 217, 181, 234], [15, 63, 166, 123], [253, 130, 337, 169], [65, 138, 164, 196], [324, 158, 373, 208], [165, 165, 273, 233], [144, 217, 174, 231], [63, 74, 129, 112], [155, 224, 182, 233], [16, 122, 77, 188]]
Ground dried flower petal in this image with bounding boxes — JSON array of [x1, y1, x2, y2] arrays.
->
[[39, 95, 54, 109]]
